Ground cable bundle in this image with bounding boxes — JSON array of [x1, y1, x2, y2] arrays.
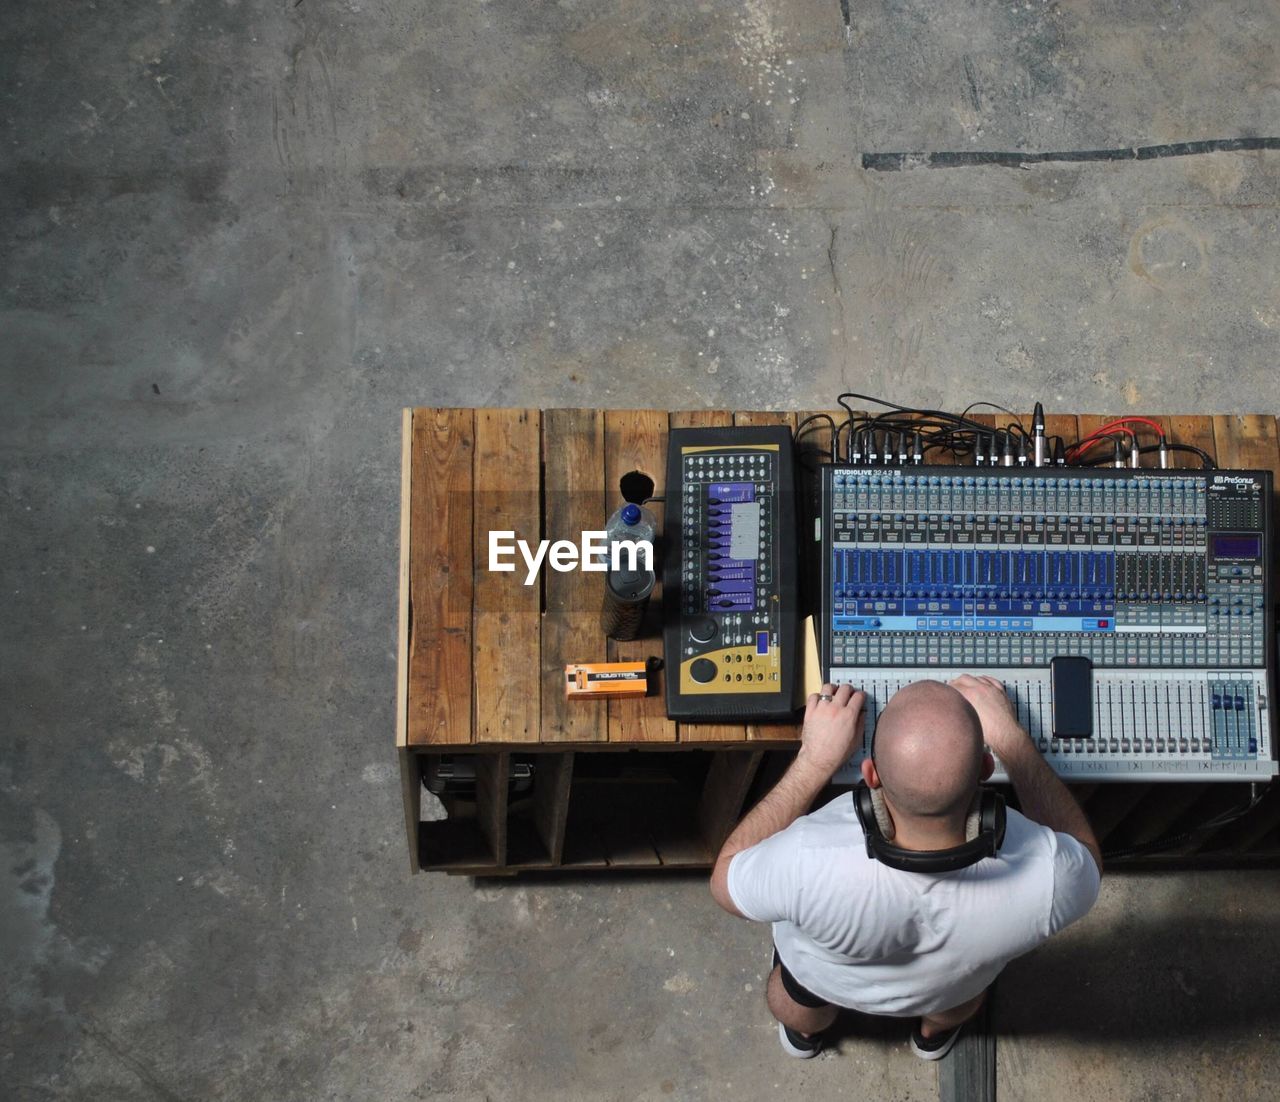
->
[[794, 394, 1215, 470]]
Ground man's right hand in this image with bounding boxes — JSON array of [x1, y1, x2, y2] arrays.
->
[[950, 674, 1031, 759], [952, 674, 1103, 875]]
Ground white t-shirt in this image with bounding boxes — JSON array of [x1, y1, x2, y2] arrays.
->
[[727, 793, 1100, 1017]]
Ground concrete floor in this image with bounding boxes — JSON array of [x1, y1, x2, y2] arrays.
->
[[3, 0, 1280, 1098]]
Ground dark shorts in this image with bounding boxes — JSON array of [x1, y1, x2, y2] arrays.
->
[[771, 948, 833, 1010]]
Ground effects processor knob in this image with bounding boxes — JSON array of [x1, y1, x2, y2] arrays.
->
[[690, 658, 717, 684], [688, 616, 718, 644]]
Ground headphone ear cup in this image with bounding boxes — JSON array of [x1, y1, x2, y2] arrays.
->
[[984, 791, 1008, 852], [869, 786, 896, 841], [964, 791, 982, 843]]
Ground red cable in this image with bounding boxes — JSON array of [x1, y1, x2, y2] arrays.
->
[[1067, 417, 1165, 459]]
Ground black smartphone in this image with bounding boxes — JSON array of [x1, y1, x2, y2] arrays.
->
[[1050, 655, 1093, 739]]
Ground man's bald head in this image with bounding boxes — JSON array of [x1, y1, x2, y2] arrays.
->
[[872, 681, 985, 819]]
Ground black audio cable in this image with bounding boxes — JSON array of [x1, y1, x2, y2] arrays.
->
[[794, 413, 840, 465], [1137, 443, 1217, 469]]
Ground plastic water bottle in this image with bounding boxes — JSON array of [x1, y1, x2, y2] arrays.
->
[[604, 502, 658, 547], [600, 503, 658, 639]]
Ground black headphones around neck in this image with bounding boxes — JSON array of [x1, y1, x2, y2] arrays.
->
[[854, 784, 1007, 874]]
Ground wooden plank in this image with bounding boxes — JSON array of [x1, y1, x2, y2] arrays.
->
[[408, 408, 475, 745], [968, 410, 996, 434], [541, 409, 607, 742], [670, 410, 749, 744], [397, 410, 420, 871], [604, 409, 675, 743], [398, 747, 422, 874], [734, 411, 802, 742], [1159, 785, 1256, 857], [938, 989, 996, 1102], [1162, 415, 1217, 469], [650, 791, 715, 866], [533, 752, 574, 864], [1081, 784, 1151, 844], [419, 819, 498, 872], [733, 411, 798, 429], [561, 780, 661, 867], [1096, 783, 1210, 852], [397, 408, 413, 749], [1042, 413, 1078, 466], [697, 751, 764, 852], [1074, 413, 1126, 466], [473, 409, 542, 743], [794, 408, 845, 467], [1212, 413, 1279, 471], [1221, 784, 1280, 855], [475, 753, 510, 866]]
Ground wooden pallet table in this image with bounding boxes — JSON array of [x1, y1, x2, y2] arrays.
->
[[397, 409, 1280, 874]]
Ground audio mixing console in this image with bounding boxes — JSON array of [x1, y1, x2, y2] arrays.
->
[[819, 466, 1276, 781]]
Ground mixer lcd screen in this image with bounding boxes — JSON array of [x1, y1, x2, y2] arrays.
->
[[1211, 534, 1261, 559]]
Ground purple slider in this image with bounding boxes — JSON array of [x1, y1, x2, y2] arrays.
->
[[707, 578, 754, 595], [708, 567, 754, 582]]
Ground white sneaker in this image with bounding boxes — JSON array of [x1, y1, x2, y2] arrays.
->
[[777, 1021, 822, 1059], [909, 1020, 964, 1061]]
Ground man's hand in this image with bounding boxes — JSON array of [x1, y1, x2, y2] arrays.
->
[[950, 674, 1030, 759], [796, 682, 865, 781]]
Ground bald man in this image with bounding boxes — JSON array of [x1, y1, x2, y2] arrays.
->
[[710, 675, 1101, 1061]]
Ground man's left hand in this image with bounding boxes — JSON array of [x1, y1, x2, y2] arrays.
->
[[797, 683, 866, 780]]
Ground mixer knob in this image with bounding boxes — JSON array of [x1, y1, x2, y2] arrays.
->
[[690, 657, 718, 684]]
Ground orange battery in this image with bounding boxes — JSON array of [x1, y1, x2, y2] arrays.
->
[[564, 661, 650, 698]]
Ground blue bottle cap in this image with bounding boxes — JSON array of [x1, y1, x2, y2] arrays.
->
[[620, 503, 641, 526]]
